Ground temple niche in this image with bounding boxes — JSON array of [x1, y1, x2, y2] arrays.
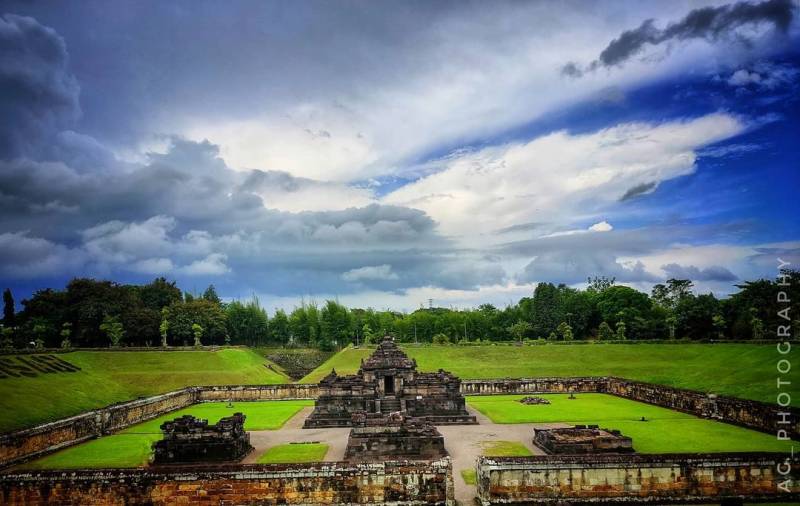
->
[[304, 336, 477, 428]]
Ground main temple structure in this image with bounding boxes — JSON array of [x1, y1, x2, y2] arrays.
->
[[304, 336, 477, 428]]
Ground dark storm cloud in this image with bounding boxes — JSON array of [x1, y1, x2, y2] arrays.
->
[[619, 182, 657, 201], [661, 263, 738, 282], [0, 14, 80, 157], [563, 0, 796, 76]]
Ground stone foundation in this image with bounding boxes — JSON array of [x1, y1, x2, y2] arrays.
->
[[476, 453, 799, 504], [152, 413, 252, 464], [533, 425, 634, 454], [345, 413, 448, 462], [0, 459, 455, 505]]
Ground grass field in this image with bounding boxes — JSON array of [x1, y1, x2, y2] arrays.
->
[[480, 441, 533, 457], [256, 443, 329, 463], [19, 400, 312, 470], [301, 344, 797, 405], [468, 394, 795, 454], [0, 349, 288, 433], [460, 469, 477, 485]]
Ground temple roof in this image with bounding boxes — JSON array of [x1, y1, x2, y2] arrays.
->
[[361, 336, 416, 370]]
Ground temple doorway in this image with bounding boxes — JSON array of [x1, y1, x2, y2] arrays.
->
[[384, 375, 394, 394]]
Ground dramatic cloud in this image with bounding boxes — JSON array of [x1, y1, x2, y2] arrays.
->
[[0, 14, 80, 157], [661, 263, 738, 281], [0, 6, 796, 308], [564, 0, 796, 76], [384, 113, 746, 238]]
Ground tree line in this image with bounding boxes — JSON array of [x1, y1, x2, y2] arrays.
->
[[1, 271, 797, 351]]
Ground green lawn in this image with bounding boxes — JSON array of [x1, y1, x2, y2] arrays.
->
[[481, 441, 533, 457], [460, 469, 477, 485], [0, 349, 288, 433], [468, 394, 796, 454], [256, 443, 329, 464], [19, 400, 312, 470], [301, 344, 797, 405]]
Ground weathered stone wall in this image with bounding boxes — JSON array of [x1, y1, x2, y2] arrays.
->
[[0, 459, 455, 505], [197, 383, 318, 402], [605, 377, 800, 440], [460, 377, 605, 396], [477, 453, 799, 504], [0, 388, 197, 468]]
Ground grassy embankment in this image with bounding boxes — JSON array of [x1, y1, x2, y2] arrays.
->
[[0, 348, 288, 433], [301, 343, 797, 405]]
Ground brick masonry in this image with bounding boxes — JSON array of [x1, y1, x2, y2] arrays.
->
[[476, 453, 799, 504], [0, 459, 455, 505]]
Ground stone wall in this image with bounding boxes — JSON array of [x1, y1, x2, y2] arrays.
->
[[197, 383, 318, 402], [460, 377, 605, 396], [0, 459, 455, 505], [476, 453, 799, 504], [605, 377, 800, 439], [0, 388, 196, 468]]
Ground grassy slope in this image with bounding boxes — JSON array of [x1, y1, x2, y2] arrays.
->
[[257, 443, 329, 464], [468, 394, 795, 454], [301, 344, 797, 405], [20, 400, 312, 470], [0, 349, 288, 433]]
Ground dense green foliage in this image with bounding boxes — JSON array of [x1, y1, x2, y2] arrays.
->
[[302, 343, 797, 405], [257, 443, 329, 464], [19, 401, 312, 469], [468, 394, 795, 453], [0, 349, 287, 432], [4, 271, 797, 350]]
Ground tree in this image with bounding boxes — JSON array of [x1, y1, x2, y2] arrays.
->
[[615, 321, 626, 340], [226, 297, 269, 345], [159, 308, 170, 347], [320, 300, 351, 349], [0, 326, 14, 351], [3, 288, 14, 327], [139, 278, 182, 311], [167, 299, 228, 345], [202, 285, 221, 305], [587, 276, 615, 293], [557, 322, 573, 341], [506, 320, 532, 343], [749, 308, 764, 340], [712, 314, 726, 340], [192, 323, 204, 347], [597, 321, 614, 340], [432, 333, 450, 345], [532, 283, 562, 338], [99, 314, 125, 347], [270, 309, 290, 344], [362, 323, 375, 345], [60, 322, 72, 349]]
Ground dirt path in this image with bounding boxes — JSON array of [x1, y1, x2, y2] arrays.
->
[[439, 406, 568, 505], [242, 407, 350, 463], [244, 405, 566, 505]]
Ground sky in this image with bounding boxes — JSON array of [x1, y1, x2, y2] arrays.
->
[[0, 0, 798, 312]]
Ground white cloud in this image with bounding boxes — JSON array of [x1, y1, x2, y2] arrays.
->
[[342, 264, 399, 282], [589, 221, 613, 232], [0, 231, 85, 278], [178, 253, 230, 276], [384, 112, 745, 238]]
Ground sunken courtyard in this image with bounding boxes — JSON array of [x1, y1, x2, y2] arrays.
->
[[0, 338, 798, 505]]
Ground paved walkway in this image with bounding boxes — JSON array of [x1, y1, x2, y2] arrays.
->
[[246, 405, 568, 505]]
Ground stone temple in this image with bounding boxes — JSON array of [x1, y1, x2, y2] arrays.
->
[[152, 413, 253, 464], [304, 336, 477, 428]]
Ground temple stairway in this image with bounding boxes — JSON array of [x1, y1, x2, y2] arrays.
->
[[380, 397, 401, 414]]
